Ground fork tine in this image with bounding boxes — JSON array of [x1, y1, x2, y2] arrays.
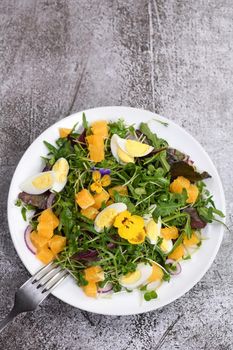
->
[[19, 262, 56, 289], [42, 271, 69, 295], [32, 261, 56, 281], [35, 266, 62, 287]]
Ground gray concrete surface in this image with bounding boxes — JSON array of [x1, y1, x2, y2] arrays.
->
[[0, 0, 233, 349]]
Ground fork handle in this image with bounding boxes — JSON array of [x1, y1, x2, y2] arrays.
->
[[0, 307, 20, 333]]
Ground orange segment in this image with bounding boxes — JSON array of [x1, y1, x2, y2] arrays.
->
[[75, 189, 95, 209], [91, 121, 108, 139], [59, 128, 72, 138], [83, 282, 97, 298], [84, 266, 104, 282], [36, 247, 54, 264], [147, 264, 164, 283], [81, 206, 99, 220], [186, 184, 199, 204], [93, 189, 110, 209], [106, 199, 114, 206], [168, 244, 184, 260], [38, 209, 59, 229], [108, 185, 128, 200], [48, 235, 67, 255], [86, 135, 105, 162], [161, 226, 179, 240], [183, 231, 200, 247], [170, 176, 190, 194], [30, 231, 49, 250], [37, 221, 54, 239]]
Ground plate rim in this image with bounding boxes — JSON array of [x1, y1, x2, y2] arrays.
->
[[7, 106, 226, 315]]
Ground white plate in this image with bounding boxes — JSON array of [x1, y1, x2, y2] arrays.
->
[[7, 106, 225, 315]]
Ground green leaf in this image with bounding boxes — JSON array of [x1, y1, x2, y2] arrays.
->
[[144, 290, 158, 301], [108, 119, 130, 138], [153, 118, 169, 127], [159, 150, 170, 172], [167, 231, 184, 256], [43, 141, 57, 154], [82, 112, 88, 130], [212, 207, 225, 218], [60, 207, 75, 235], [184, 215, 192, 239], [135, 187, 146, 195], [113, 192, 136, 213], [197, 207, 213, 223], [140, 123, 167, 148], [153, 192, 187, 217], [21, 207, 27, 221], [162, 271, 171, 282], [15, 199, 22, 207]]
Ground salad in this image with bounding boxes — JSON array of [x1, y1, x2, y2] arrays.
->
[[16, 115, 224, 301]]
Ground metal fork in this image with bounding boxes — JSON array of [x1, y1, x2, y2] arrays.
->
[[0, 262, 69, 333]]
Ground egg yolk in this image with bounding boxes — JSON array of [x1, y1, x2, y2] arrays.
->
[[52, 159, 69, 182], [160, 239, 172, 253], [120, 270, 141, 285], [95, 208, 118, 230], [117, 147, 134, 163], [145, 219, 160, 241], [125, 140, 150, 157], [32, 173, 53, 189]]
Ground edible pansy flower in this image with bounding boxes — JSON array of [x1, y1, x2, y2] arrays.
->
[[113, 210, 145, 244], [128, 230, 145, 245], [90, 170, 111, 194], [91, 167, 111, 176]]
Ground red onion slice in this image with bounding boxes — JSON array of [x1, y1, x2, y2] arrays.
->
[[165, 259, 181, 275], [24, 225, 36, 254], [98, 283, 113, 294], [47, 193, 56, 208]]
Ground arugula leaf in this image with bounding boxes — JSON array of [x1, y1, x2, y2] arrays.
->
[[153, 118, 169, 127], [153, 191, 187, 218], [158, 150, 170, 173], [140, 123, 167, 148], [113, 192, 136, 213], [108, 119, 130, 138], [197, 206, 225, 223], [184, 215, 192, 239], [21, 207, 27, 221], [60, 207, 75, 236], [43, 140, 57, 154], [167, 232, 184, 256], [82, 112, 88, 130]]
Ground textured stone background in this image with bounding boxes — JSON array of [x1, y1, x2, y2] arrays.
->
[[0, 0, 233, 349]]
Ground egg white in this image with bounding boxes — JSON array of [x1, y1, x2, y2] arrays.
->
[[51, 157, 69, 192], [146, 280, 162, 291], [119, 263, 153, 290], [94, 202, 127, 232], [117, 137, 154, 158], [160, 238, 173, 254], [20, 171, 55, 195], [144, 218, 161, 245], [110, 134, 120, 162]]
